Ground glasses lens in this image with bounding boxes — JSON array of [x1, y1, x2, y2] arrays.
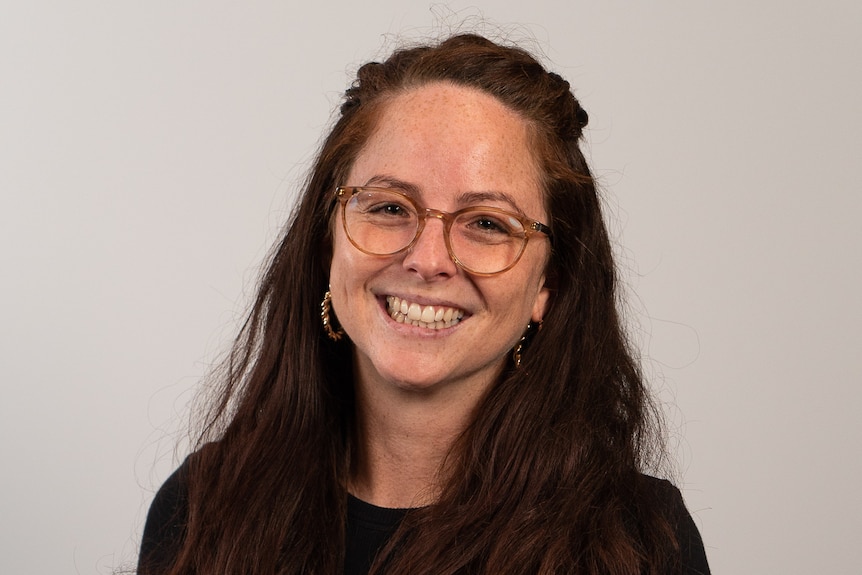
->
[[344, 189, 418, 255], [450, 209, 526, 274], [342, 188, 530, 275]]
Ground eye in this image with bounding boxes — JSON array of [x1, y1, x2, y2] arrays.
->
[[376, 202, 407, 216], [456, 211, 524, 245], [350, 190, 417, 226], [363, 200, 412, 217], [464, 212, 520, 235], [473, 215, 507, 233]]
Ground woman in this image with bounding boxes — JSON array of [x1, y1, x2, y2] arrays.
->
[[139, 33, 710, 574]]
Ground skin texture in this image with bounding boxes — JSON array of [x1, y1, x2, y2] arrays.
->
[[328, 83, 552, 506]]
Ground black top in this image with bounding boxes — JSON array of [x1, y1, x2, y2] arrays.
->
[[140, 461, 710, 574], [344, 495, 408, 575]]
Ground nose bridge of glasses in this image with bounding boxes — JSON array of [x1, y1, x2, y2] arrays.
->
[[416, 207, 454, 238], [422, 207, 452, 224], [406, 207, 457, 264], [414, 207, 452, 243]]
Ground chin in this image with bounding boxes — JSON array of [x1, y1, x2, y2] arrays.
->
[[374, 354, 507, 398], [374, 365, 449, 393]]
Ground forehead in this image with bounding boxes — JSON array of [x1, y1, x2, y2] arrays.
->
[[348, 83, 545, 216]]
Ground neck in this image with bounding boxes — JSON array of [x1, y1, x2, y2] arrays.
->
[[349, 372, 488, 508]]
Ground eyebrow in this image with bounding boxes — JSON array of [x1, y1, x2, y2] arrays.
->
[[362, 175, 526, 215], [363, 175, 421, 197], [456, 191, 525, 215]]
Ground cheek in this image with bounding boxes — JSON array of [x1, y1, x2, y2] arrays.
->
[[327, 229, 357, 307], [327, 229, 343, 282], [328, 228, 387, 295], [329, 214, 358, 272], [484, 266, 546, 322]]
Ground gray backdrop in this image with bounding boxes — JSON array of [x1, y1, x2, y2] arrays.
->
[[2, 1, 859, 573]]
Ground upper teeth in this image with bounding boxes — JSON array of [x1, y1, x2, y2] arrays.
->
[[386, 296, 464, 330]]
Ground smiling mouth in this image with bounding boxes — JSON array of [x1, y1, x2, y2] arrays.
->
[[386, 295, 465, 330]]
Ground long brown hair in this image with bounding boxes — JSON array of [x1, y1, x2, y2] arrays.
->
[[143, 33, 678, 574]]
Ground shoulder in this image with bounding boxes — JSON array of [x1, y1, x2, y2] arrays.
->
[[638, 475, 711, 575], [138, 456, 192, 573]]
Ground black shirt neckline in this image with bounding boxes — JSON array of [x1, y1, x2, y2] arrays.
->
[[344, 494, 411, 575]]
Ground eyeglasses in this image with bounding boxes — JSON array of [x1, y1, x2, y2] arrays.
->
[[335, 186, 552, 276]]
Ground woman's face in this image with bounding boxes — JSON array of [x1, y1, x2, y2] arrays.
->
[[329, 82, 551, 398]]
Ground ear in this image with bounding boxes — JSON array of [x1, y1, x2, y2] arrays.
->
[[531, 275, 551, 323]]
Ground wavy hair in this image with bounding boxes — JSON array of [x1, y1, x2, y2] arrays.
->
[[141, 33, 678, 574]]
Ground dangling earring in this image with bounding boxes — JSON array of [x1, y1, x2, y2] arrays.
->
[[512, 320, 543, 368], [321, 289, 344, 341]]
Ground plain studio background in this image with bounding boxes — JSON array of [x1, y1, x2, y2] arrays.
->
[[1, 1, 859, 573]]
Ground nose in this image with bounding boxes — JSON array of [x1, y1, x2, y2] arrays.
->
[[402, 212, 458, 280]]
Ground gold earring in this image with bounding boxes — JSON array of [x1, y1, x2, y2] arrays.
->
[[512, 320, 542, 368], [321, 289, 344, 341]]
